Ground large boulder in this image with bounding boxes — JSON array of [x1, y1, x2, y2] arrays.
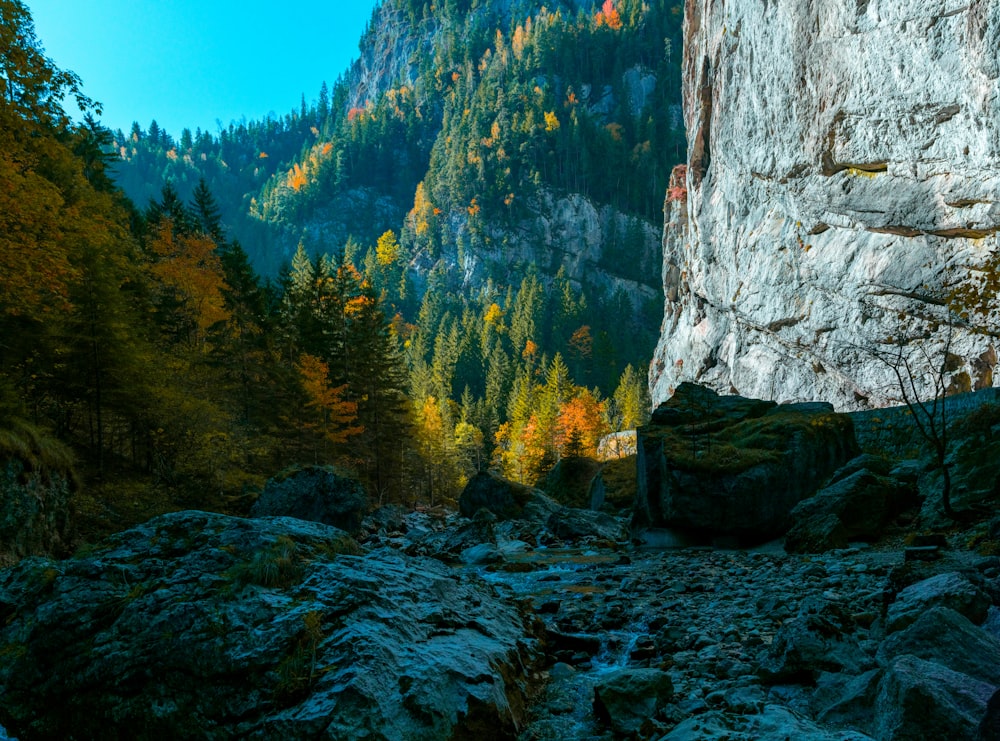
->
[[459, 470, 541, 520], [758, 600, 869, 683], [406, 508, 498, 563], [592, 668, 673, 737], [635, 384, 858, 542], [590, 455, 638, 512], [874, 655, 995, 741], [0, 511, 539, 740], [541, 456, 602, 509], [251, 465, 367, 533], [546, 507, 627, 543], [786, 468, 915, 553], [877, 607, 1000, 687], [886, 572, 991, 633]]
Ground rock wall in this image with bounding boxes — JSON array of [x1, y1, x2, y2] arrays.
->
[[0, 457, 74, 566], [651, 0, 1000, 410]]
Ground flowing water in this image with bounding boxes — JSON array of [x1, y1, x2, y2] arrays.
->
[[477, 546, 657, 740]]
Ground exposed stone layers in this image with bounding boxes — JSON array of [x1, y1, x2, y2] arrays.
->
[[651, 0, 1000, 409]]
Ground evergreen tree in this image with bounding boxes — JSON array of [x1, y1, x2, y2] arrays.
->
[[192, 178, 224, 242]]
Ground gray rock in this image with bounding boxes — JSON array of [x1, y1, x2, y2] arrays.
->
[[750, 704, 874, 740], [786, 470, 914, 553], [251, 465, 367, 533], [874, 655, 995, 741], [887, 572, 991, 633], [635, 384, 858, 542], [660, 711, 742, 740], [759, 600, 868, 682], [815, 669, 883, 734], [661, 706, 874, 740], [546, 507, 626, 542], [878, 607, 1000, 687], [830, 454, 897, 482], [460, 543, 502, 565], [592, 668, 673, 736], [0, 511, 537, 740], [650, 0, 1000, 411], [785, 513, 849, 554], [408, 510, 497, 563], [360, 504, 408, 534], [520, 491, 562, 524]]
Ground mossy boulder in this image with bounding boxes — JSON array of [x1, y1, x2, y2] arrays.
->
[[590, 455, 638, 512], [541, 456, 603, 509], [634, 384, 858, 543], [0, 422, 77, 565], [0, 511, 538, 740], [252, 465, 368, 534], [459, 470, 541, 520]]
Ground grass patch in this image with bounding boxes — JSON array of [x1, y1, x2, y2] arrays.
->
[[0, 419, 77, 486], [232, 536, 304, 589], [275, 610, 330, 702]]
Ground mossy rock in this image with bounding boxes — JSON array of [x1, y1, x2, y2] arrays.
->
[[635, 385, 859, 542], [541, 456, 602, 508]]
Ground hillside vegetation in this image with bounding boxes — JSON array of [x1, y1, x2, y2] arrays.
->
[[1, 0, 681, 545]]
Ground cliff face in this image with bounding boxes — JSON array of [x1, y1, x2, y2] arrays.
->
[[651, 0, 1000, 409]]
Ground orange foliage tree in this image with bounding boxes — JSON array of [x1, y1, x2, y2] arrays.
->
[[595, 0, 623, 30], [297, 353, 362, 459], [556, 390, 608, 458]]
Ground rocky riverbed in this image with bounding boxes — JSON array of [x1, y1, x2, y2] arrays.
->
[[0, 500, 998, 739], [367, 506, 1000, 741]]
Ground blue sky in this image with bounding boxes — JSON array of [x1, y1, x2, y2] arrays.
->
[[26, 1, 381, 136]]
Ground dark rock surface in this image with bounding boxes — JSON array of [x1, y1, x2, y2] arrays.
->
[[546, 507, 626, 543], [874, 655, 995, 741], [459, 470, 541, 520], [635, 384, 858, 542], [0, 456, 74, 566], [877, 607, 1000, 687], [886, 571, 991, 633], [786, 469, 915, 553], [251, 465, 367, 533], [541, 456, 603, 509], [758, 600, 870, 683], [0, 511, 539, 740], [592, 668, 673, 736]]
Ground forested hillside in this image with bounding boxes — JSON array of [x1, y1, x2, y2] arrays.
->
[[1, 0, 681, 544], [110, 0, 684, 494]]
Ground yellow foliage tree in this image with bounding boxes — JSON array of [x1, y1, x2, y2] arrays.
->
[[376, 230, 401, 266]]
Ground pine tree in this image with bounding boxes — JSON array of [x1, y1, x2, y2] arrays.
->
[[192, 178, 223, 242]]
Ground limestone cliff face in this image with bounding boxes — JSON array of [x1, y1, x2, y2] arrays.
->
[[651, 0, 1000, 409]]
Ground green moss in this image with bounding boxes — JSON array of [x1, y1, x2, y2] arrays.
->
[[600, 456, 637, 509], [656, 410, 851, 475]]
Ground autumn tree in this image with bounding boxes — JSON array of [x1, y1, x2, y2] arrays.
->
[[296, 354, 362, 461], [556, 388, 608, 458]]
